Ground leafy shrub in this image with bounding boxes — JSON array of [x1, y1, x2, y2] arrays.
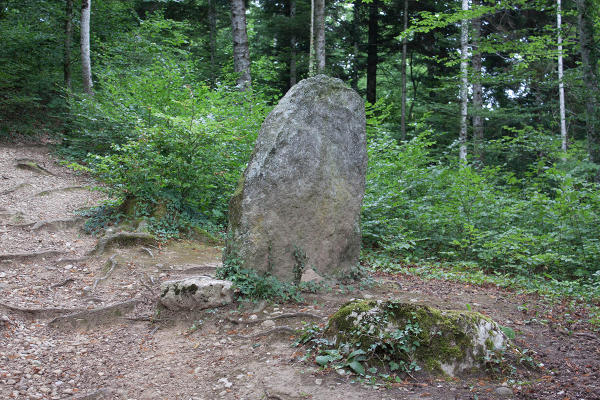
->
[[363, 124, 600, 280], [62, 14, 271, 233]]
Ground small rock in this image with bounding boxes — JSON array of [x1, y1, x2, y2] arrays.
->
[[218, 378, 232, 388], [249, 315, 258, 320], [495, 386, 513, 396], [261, 320, 276, 328], [160, 276, 233, 311], [315, 379, 323, 385], [301, 268, 325, 283]]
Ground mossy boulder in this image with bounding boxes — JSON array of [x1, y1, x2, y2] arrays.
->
[[225, 75, 367, 282], [326, 300, 508, 377]]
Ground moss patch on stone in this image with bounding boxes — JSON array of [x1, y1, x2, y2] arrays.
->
[[325, 300, 507, 377]]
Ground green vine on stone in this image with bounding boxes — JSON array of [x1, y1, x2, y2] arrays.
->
[[293, 245, 307, 285]]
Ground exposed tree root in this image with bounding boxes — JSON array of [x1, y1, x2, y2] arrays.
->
[[0, 250, 65, 263], [232, 326, 296, 340], [92, 255, 118, 291], [0, 302, 84, 318], [30, 217, 84, 231], [51, 278, 75, 289], [35, 185, 88, 196], [140, 247, 154, 258], [0, 183, 31, 196], [90, 232, 156, 255], [73, 388, 113, 400], [226, 312, 322, 325], [56, 256, 89, 265], [15, 159, 55, 175], [49, 299, 141, 329]]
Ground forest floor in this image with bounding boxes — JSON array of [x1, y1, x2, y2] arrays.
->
[[1, 144, 599, 400]]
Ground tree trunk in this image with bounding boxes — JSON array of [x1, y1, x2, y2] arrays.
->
[[409, 50, 418, 120], [208, 0, 217, 88], [350, 0, 360, 91], [576, 0, 600, 171], [366, 0, 378, 104], [230, 0, 251, 89], [557, 0, 567, 154], [64, 0, 73, 91], [472, 0, 483, 163], [309, 0, 316, 76], [314, 0, 326, 74], [459, 0, 469, 162], [80, 0, 93, 95], [400, 0, 408, 139], [289, 0, 297, 87]]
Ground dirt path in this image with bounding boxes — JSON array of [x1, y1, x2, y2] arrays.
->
[[1, 145, 599, 400]]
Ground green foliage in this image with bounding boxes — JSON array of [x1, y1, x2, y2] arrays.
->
[[0, 1, 65, 136], [61, 15, 271, 232], [297, 305, 422, 377], [363, 123, 600, 281], [217, 250, 304, 302]]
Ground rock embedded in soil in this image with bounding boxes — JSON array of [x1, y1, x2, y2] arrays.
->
[[160, 276, 233, 311], [326, 300, 508, 377], [225, 75, 367, 282]]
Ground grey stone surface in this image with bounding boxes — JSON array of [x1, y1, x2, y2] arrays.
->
[[225, 75, 367, 281], [160, 276, 233, 311]]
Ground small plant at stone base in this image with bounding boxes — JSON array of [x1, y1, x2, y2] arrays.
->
[[217, 249, 303, 302], [293, 246, 307, 285]]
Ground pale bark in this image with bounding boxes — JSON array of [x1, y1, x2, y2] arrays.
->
[[309, 0, 316, 76], [64, 0, 73, 91], [209, 0, 217, 88], [314, 0, 325, 74], [366, 0, 378, 104], [350, 0, 360, 91], [289, 0, 297, 87], [576, 0, 600, 171], [557, 0, 567, 154], [472, 0, 483, 162], [230, 0, 251, 89], [80, 0, 93, 95], [400, 0, 408, 140], [459, 0, 469, 162]]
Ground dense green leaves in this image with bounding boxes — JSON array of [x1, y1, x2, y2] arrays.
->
[[363, 124, 600, 279]]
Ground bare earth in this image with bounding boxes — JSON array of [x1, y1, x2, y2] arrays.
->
[[1, 145, 599, 400]]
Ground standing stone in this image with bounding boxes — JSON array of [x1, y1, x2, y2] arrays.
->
[[225, 75, 367, 281]]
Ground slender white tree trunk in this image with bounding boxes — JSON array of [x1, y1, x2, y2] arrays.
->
[[230, 0, 251, 89], [459, 0, 469, 162], [314, 0, 326, 74], [208, 0, 217, 88], [400, 0, 408, 140], [309, 0, 316, 76], [472, 0, 483, 163], [80, 0, 93, 95], [289, 0, 297, 87], [557, 0, 568, 154]]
